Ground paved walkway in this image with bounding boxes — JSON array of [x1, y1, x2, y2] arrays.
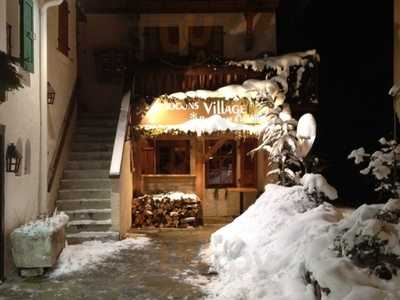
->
[[0, 225, 223, 300]]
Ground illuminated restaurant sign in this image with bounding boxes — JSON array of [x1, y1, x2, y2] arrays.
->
[[142, 98, 264, 125]]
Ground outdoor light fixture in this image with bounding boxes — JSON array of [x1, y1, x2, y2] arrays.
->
[[47, 82, 56, 104], [6, 143, 22, 174]]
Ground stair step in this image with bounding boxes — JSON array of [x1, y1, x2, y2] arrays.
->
[[77, 127, 116, 135], [58, 189, 111, 200], [69, 151, 112, 161], [71, 142, 114, 152], [74, 135, 115, 143], [65, 160, 110, 170], [60, 178, 112, 189], [62, 208, 112, 221], [77, 119, 118, 127], [66, 219, 112, 234], [66, 231, 120, 245], [78, 113, 118, 120], [63, 169, 109, 179], [57, 199, 111, 210]]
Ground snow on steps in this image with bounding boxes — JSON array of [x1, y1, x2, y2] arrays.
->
[[66, 231, 120, 245], [60, 178, 112, 189], [57, 113, 118, 244]]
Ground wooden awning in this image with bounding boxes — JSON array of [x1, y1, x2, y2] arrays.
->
[[78, 0, 280, 14]]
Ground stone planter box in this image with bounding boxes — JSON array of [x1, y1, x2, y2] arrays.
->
[[10, 213, 69, 276]]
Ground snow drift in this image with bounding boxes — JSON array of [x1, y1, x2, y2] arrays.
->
[[206, 184, 400, 300]]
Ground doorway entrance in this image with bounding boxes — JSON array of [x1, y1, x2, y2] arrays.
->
[[0, 125, 5, 283]]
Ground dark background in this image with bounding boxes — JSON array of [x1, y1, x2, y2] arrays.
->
[[276, 0, 394, 205]]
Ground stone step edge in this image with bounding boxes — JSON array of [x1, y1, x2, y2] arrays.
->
[[57, 198, 111, 203], [62, 208, 112, 214], [67, 219, 112, 226], [66, 231, 120, 239], [61, 178, 111, 182], [59, 188, 112, 193]]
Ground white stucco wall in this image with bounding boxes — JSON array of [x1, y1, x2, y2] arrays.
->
[[138, 13, 276, 59], [395, 0, 400, 83], [1, 0, 42, 274], [47, 0, 77, 168]]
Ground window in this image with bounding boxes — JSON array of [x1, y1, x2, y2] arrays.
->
[[188, 26, 223, 59], [240, 139, 258, 187], [155, 140, 190, 174], [143, 27, 179, 60], [206, 140, 236, 188], [6, 24, 12, 56], [58, 1, 69, 56], [20, 0, 34, 72]]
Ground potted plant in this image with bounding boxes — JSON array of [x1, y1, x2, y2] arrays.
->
[[0, 50, 22, 103]]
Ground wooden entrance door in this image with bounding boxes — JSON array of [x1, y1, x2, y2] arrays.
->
[[0, 125, 5, 282]]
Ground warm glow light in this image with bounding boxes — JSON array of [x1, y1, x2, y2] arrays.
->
[[145, 101, 168, 124]]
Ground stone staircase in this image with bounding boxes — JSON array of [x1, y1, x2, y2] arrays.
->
[[57, 113, 120, 244]]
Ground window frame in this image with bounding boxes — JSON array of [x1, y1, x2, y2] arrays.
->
[[143, 26, 180, 60], [188, 26, 224, 58], [58, 0, 70, 57], [155, 140, 191, 175], [205, 139, 237, 188], [20, 0, 34, 73], [240, 138, 258, 188]]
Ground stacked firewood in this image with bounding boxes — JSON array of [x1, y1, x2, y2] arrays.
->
[[132, 193, 201, 228]]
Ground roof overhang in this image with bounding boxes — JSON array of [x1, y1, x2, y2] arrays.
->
[[78, 0, 280, 15]]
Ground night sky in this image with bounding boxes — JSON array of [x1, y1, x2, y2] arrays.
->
[[277, 0, 394, 205]]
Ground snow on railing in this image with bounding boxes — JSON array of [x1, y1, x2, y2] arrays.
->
[[109, 81, 133, 178]]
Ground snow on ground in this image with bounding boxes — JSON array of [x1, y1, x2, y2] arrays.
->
[[205, 184, 400, 300], [49, 237, 151, 278]]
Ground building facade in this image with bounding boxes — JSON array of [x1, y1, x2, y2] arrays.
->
[[0, 0, 77, 280]]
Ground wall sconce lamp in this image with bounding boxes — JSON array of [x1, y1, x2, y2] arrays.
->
[[6, 143, 22, 174], [47, 82, 56, 104]]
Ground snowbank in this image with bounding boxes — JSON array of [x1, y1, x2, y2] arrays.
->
[[49, 237, 151, 278], [305, 202, 400, 300], [207, 185, 339, 300], [206, 185, 400, 300]]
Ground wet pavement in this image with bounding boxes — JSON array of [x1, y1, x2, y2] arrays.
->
[[0, 225, 223, 300]]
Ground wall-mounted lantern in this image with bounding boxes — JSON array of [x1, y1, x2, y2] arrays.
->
[[47, 82, 56, 104], [6, 143, 22, 174]]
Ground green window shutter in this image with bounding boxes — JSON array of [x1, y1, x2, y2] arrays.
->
[[20, 0, 34, 73]]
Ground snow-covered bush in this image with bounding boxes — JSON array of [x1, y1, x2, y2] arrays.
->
[[349, 137, 400, 199], [300, 173, 338, 205], [331, 199, 400, 281], [252, 108, 302, 186], [252, 108, 317, 187], [205, 185, 400, 300]]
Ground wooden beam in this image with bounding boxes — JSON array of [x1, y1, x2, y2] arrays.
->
[[203, 137, 229, 162], [195, 138, 205, 203], [80, 0, 280, 14]]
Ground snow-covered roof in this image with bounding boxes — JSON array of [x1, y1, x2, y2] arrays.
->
[[138, 115, 264, 137], [227, 49, 319, 72]]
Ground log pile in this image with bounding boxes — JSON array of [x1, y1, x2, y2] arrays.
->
[[132, 192, 201, 228]]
